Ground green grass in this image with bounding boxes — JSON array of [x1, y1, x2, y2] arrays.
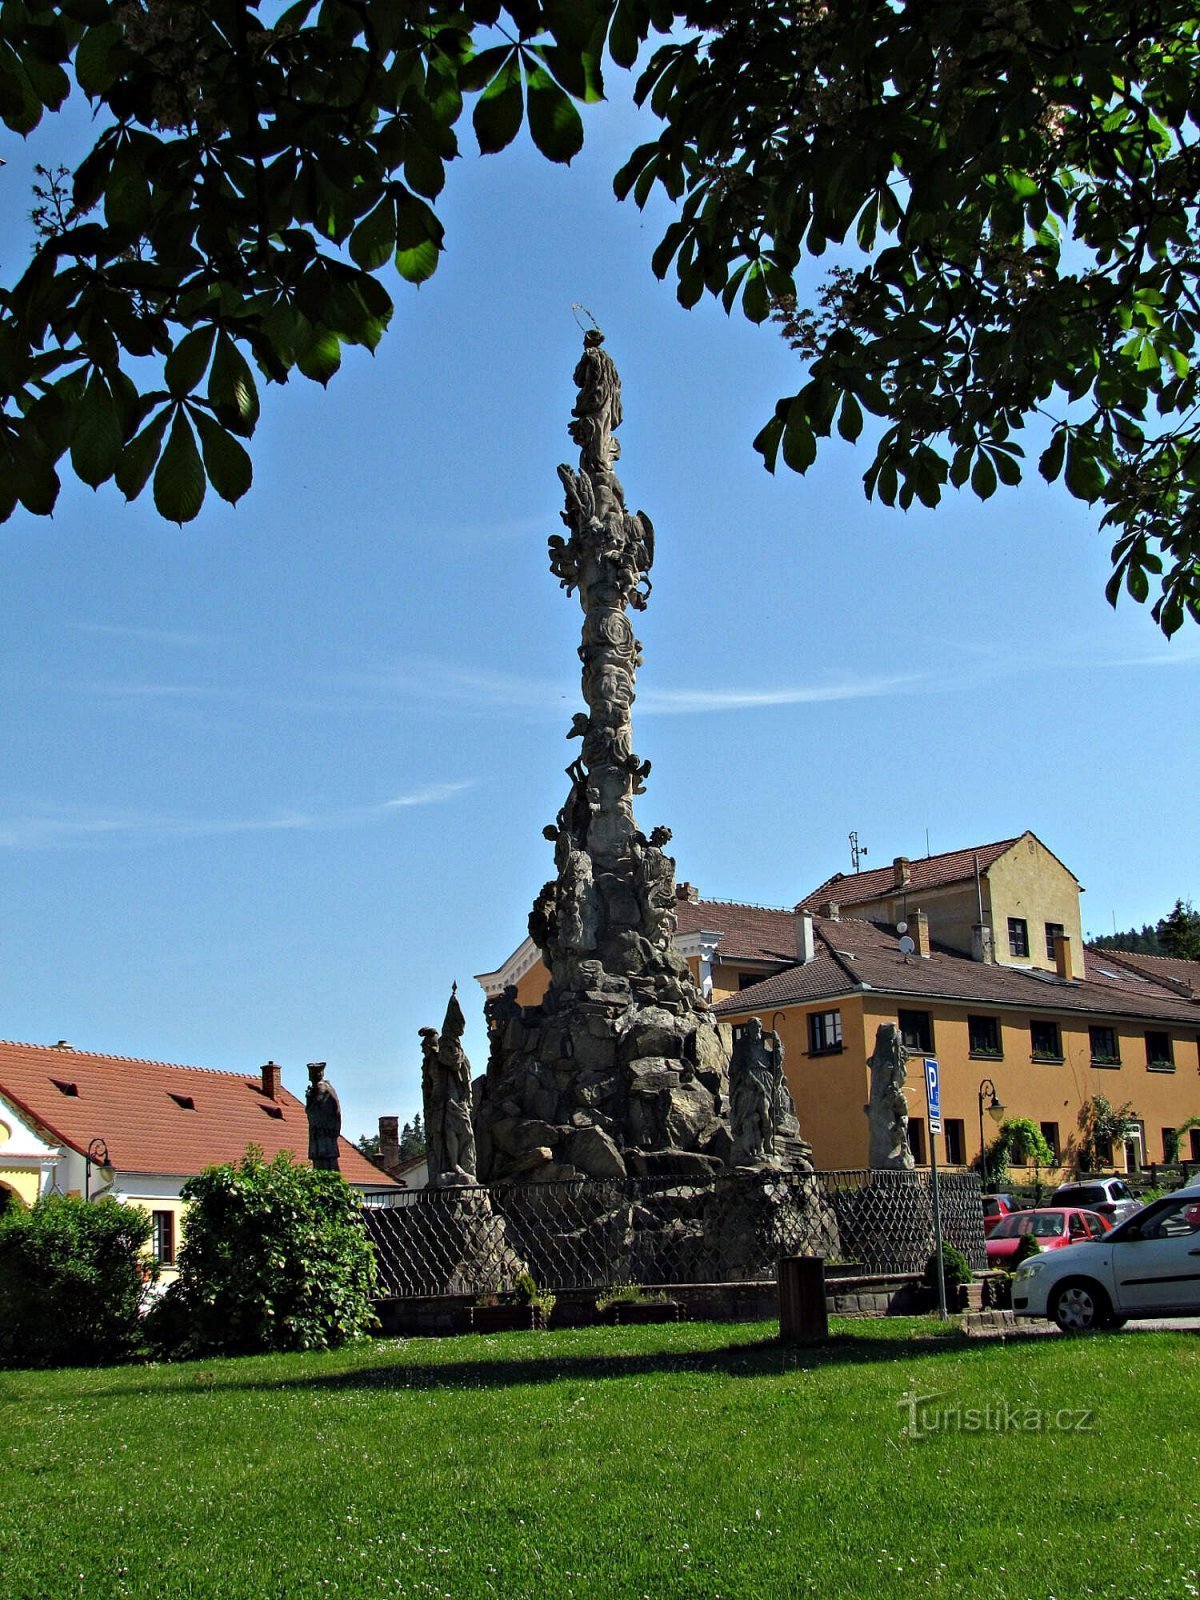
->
[[1, 1318, 1197, 1600]]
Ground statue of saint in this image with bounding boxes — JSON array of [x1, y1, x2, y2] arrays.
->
[[729, 1018, 784, 1166], [305, 1061, 342, 1172], [865, 1023, 915, 1170], [420, 986, 478, 1186]]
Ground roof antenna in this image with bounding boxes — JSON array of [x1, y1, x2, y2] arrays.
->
[[849, 830, 868, 872]]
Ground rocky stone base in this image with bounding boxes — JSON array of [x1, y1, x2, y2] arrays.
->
[[475, 992, 733, 1185]]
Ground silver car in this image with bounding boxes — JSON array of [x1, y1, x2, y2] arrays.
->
[[1049, 1177, 1141, 1225], [1014, 1180, 1200, 1331]]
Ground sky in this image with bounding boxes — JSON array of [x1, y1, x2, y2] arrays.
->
[[2, 67, 1197, 1146]]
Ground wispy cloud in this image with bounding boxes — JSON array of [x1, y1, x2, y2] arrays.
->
[[72, 623, 219, 650], [637, 674, 922, 714], [0, 783, 475, 851], [358, 658, 922, 716]]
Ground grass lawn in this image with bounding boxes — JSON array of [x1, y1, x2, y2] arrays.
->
[[2, 1317, 1197, 1600]]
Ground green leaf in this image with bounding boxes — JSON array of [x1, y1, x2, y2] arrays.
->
[[1125, 562, 1150, 603], [70, 372, 123, 488], [393, 194, 443, 285], [991, 447, 1022, 487], [153, 410, 206, 524], [115, 407, 171, 501], [753, 414, 784, 472], [74, 21, 122, 96], [295, 326, 342, 386], [781, 411, 816, 474], [349, 196, 396, 272], [524, 62, 583, 164], [208, 333, 260, 435], [1064, 435, 1105, 501], [1039, 430, 1067, 482], [193, 410, 252, 505], [971, 453, 997, 499], [165, 327, 216, 400], [473, 55, 523, 155], [837, 393, 863, 443], [13, 441, 60, 516]]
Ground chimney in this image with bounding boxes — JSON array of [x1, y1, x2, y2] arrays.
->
[[378, 1115, 401, 1176], [818, 900, 840, 921], [675, 881, 700, 904], [971, 923, 994, 965], [912, 909, 931, 958], [260, 1060, 281, 1100], [1054, 930, 1077, 981], [795, 909, 816, 964], [893, 856, 911, 888]]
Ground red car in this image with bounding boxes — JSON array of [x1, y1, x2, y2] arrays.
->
[[985, 1207, 1112, 1267], [982, 1194, 1020, 1237]]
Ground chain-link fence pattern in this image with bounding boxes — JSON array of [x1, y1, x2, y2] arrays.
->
[[361, 1169, 985, 1297]]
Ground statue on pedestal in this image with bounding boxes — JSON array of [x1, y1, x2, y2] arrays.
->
[[730, 1019, 786, 1166], [866, 1023, 915, 1169], [420, 986, 478, 1186], [305, 1061, 342, 1172]]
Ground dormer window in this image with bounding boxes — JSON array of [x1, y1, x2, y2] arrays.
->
[[51, 1078, 79, 1097], [169, 1093, 196, 1111]]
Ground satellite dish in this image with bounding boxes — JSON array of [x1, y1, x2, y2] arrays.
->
[[896, 921, 908, 935], [898, 935, 916, 955]]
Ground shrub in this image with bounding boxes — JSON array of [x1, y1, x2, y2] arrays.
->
[[1010, 1233, 1042, 1270], [0, 1194, 153, 1368], [924, 1243, 972, 1292], [148, 1149, 376, 1358]]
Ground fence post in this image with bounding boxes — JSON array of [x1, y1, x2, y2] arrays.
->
[[777, 1255, 828, 1344]]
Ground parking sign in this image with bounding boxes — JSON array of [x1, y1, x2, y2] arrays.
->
[[924, 1057, 942, 1135]]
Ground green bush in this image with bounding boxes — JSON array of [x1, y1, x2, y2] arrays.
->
[[1010, 1233, 1042, 1269], [0, 1194, 153, 1369], [148, 1149, 377, 1358], [924, 1243, 973, 1292]]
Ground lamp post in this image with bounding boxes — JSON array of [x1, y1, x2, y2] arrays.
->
[[976, 1080, 1005, 1190], [85, 1137, 111, 1201]]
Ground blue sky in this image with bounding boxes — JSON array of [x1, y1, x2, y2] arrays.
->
[[2, 75, 1196, 1145]]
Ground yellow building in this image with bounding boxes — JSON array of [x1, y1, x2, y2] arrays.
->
[[480, 835, 1200, 1179]]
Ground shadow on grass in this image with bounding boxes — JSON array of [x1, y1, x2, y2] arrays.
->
[[75, 1323, 985, 1401]]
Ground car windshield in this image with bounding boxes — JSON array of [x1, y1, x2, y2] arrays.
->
[[993, 1213, 1067, 1239], [1055, 1187, 1099, 1206]]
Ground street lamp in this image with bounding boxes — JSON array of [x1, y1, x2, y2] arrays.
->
[[85, 1137, 112, 1201], [977, 1080, 1006, 1190]]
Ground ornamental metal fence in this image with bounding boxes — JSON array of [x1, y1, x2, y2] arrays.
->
[[360, 1168, 986, 1298]]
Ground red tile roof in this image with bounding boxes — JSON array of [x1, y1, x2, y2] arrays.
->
[[713, 917, 1200, 1025], [797, 837, 1032, 910], [674, 897, 797, 963], [1084, 949, 1199, 998], [0, 1040, 393, 1187]]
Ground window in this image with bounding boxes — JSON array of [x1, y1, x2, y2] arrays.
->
[[151, 1210, 175, 1266], [1191, 1128, 1200, 1163], [1040, 1122, 1061, 1160], [1008, 917, 1029, 957], [898, 1009, 933, 1052], [1045, 922, 1065, 960], [1030, 1019, 1062, 1060], [907, 1116, 927, 1164], [807, 1010, 842, 1054], [944, 1119, 966, 1165], [968, 1014, 1002, 1058], [1146, 1031, 1174, 1071], [1089, 1025, 1121, 1066]]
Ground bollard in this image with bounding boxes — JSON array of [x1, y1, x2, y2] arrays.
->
[[777, 1254, 828, 1344]]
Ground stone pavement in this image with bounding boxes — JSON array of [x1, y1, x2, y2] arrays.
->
[[965, 1309, 1200, 1338]]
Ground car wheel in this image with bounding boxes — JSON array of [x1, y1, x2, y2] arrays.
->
[[1050, 1279, 1114, 1333]]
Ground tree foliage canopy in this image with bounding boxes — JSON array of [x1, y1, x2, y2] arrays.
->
[[149, 1148, 376, 1356], [4, 0, 1200, 631], [0, 1193, 152, 1367]]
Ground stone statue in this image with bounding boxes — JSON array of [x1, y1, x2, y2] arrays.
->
[[471, 329, 734, 1184], [729, 1018, 784, 1166], [420, 986, 478, 1186], [866, 1023, 915, 1170], [305, 1061, 342, 1172]]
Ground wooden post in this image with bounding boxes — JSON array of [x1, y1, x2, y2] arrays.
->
[[777, 1255, 828, 1344]]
